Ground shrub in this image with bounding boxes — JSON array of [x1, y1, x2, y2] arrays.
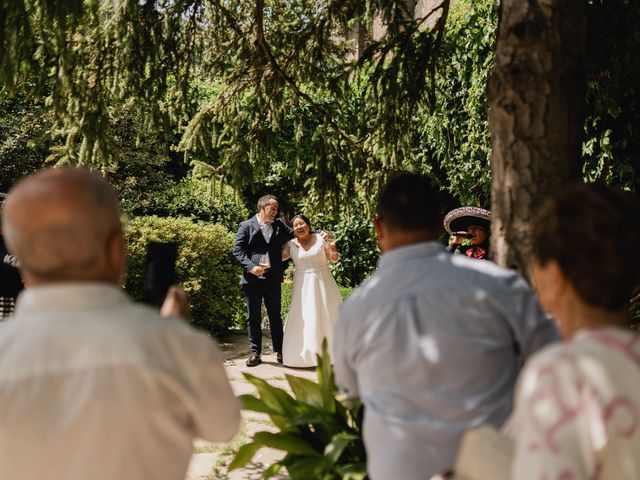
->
[[124, 216, 244, 335], [330, 215, 379, 288]]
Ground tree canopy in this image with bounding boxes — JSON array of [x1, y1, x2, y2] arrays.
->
[[1, 0, 637, 213]]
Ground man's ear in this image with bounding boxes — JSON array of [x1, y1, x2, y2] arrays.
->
[[374, 217, 386, 251], [547, 260, 567, 299]]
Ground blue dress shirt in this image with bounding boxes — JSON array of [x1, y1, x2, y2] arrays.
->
[[333, 241, 559, 480]]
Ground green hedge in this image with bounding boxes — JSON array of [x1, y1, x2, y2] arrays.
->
[[124, 216, 244, 335], [330, 215, 379, 288]]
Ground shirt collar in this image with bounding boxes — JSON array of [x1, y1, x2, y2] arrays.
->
[[255, 214, 273, 226], [378, 241, 445, 270], [15, 283, 131, 314]]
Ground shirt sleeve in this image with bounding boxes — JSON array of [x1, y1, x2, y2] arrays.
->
[[232, 222, 256, 274], [502, 273, 560, 365], [170, 329, 241, 442], [333, 303, 360, 398], [511, 350, 592, 479]]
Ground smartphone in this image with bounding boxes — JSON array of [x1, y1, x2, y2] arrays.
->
[[143, 242, 178, 307]]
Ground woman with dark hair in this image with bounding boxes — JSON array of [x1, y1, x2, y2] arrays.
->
[[510, 183, 640, 479], [281, 214, 342, 367]]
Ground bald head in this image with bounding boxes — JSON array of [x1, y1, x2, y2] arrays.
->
[[2, 167, 124, 285]]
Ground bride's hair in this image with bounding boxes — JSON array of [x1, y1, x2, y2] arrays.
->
[[291, 214, 311, 229]]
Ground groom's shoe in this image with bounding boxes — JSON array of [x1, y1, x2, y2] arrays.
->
[[276, 353, 283, 364], [246, 354, 262, 367]]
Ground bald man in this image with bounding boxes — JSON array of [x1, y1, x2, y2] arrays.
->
[[0, 168, 240, 480]]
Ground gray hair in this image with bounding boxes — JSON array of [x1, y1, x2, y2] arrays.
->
[[257, 194, 277, 211]]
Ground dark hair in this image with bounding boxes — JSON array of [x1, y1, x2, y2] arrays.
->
[[291, 214, 312, 230], [257, 195, 277, 210], [376, 172, 441, 232], [532, 182, 640, 312]]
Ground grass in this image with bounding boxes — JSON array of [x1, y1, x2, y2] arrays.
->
[[193, 443, 221, 454], [209, 425, 249, 478]]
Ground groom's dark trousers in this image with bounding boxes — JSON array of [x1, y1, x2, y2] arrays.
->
[[233, 216, 293, 355]]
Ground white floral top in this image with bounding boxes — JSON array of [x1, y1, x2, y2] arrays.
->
[[511, 327, 640, 480]]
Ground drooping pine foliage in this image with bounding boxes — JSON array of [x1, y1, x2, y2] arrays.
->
[[0, 0, 453, 206], [1, 0, 637, 210]]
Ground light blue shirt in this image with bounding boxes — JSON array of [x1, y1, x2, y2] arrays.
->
[[333, 241, 559, 480]]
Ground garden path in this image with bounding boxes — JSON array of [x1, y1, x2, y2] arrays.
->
[[186, 332, 317, 480]]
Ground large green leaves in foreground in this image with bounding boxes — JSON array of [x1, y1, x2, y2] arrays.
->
[[229, 341, 367, 479]]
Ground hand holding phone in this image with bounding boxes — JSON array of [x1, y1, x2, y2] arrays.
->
[[144, 242, 178, 307]]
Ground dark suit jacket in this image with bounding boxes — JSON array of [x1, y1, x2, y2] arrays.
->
[[233, 216, 293, 285]]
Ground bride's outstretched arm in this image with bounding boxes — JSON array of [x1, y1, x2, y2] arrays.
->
[[324, 241, 339, 263], [282, 243, 291, 261]]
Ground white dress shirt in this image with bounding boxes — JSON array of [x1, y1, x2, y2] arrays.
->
[[256, 214, 273, 243], [257, 214, 273, 265], [333, 241, 558, 480], [0, 283, 240, 480]]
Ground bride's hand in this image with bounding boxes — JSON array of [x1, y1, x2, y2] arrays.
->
[[324, 241, 339, 263]]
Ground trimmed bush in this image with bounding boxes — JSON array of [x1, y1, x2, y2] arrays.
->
[[124, 216, 244, 335]]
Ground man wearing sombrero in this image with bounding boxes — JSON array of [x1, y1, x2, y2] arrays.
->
[[444, 206, 492, 260]]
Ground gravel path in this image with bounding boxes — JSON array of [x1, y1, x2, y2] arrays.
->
[[185, 334, 317, 480]]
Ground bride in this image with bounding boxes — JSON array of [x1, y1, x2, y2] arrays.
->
[[281, 214, 342, 368]]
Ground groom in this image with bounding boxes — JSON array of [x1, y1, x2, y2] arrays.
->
[[233, 195, 293, 367]]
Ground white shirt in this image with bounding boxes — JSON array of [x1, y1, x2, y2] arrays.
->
[[0, 283, 240, 480], [511, 327, 640, 479], [257, 214, 273, 265], [333, 241, 558, 480], [256, 214, 273, 243]]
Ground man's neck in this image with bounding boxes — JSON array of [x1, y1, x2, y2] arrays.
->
[[381, 231, 436, 253], [256, 212, 269, 225]]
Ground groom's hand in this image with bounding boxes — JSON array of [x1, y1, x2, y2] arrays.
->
[[250, 265, 264, 276]]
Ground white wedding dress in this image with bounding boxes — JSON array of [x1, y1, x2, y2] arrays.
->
[[282, 234, 342, 367]]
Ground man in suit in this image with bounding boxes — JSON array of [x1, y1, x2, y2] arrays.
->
[[233, 195, 293, 367]]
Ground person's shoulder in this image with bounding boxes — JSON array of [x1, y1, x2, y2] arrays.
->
[[125, 302, 219, 352], [274, 218, 291, 232], [448, 253, 530, 292], [237, 217, 256, 229], [339, 274, 380, 315]]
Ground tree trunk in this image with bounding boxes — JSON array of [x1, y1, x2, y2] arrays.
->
[[488, 0, 586, 281]]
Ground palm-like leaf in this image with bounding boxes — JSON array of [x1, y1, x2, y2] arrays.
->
[[229, 341, 367, 479]]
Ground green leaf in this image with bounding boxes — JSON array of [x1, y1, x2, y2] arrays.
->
[[252, 432, 321, 457], [288, 411, 343, 430], [238, 394, 281, 415], [243, 373, 297, 415], [263, 462, 284, 479], [315, 339, 337, 412], [228, 442, 262, 471], [283, 456, 329, 478], [336, 463, 369, 480], [286, 374, 325, 408], [324, 432, 361, 465]]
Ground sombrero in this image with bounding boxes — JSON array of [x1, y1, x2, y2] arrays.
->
[[443, 206, 492, 235]]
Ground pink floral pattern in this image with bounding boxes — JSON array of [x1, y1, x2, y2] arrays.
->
[[512, 328, 640, 479]]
